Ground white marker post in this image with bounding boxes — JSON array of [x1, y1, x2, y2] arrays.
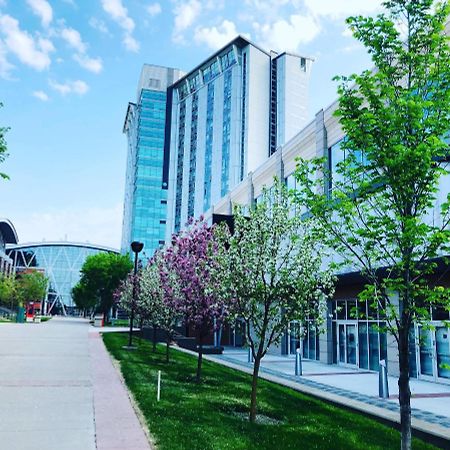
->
[[157, 370, 161, 401]]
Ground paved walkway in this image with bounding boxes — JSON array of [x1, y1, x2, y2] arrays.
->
[[205, 348, 450, 442], [0, 317, 151, 450]]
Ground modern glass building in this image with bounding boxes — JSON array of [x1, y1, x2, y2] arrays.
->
[[166, 36, 313, 237], [121, 65, 182, 258], [0, 218, 18, 277], [7, 242, 119, 313]]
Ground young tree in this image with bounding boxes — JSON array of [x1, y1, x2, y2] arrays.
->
[[17, 271, 48, 305], [0, 102, 9, 180], [0, 275, 18, 310], [142, 253, 179, 362], [72, 282, 97, 316], [163, 219, 229, 382], [294, 2, 450, 448], [77, 253, 132, 318], [222, 181, 335, 423]]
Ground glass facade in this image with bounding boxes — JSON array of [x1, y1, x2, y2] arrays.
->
[[188, 92, 199, 219], [204, 82, 214, 212], [332, 299, 387, 371], [7, 243, 118, 309], [221, 69, 232, 197], [123, 89, 168, 257], [175, 100, 186, 232]]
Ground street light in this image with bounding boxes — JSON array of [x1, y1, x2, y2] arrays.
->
[[127, 241, 144, 348]]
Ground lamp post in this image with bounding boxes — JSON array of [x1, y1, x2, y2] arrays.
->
[[127, 241, 144, 348]]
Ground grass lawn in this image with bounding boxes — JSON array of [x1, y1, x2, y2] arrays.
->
[[103, 333, 436, 450]]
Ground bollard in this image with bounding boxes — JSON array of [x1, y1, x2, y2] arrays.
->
[[379, 359, 389, 398], [295, 348, 302, 376], [157, 370, 161, 401], [247, 347, 254, 363]]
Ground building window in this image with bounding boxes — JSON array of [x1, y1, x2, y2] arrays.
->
[[188, 92, 199, 219], [174, 100, 186, 232], [221, 69, 232, 197], [203, 59, 221, 84], [269, 58, 277, 156], [204, 82, 214, 212], [240, 52, 247, 181]]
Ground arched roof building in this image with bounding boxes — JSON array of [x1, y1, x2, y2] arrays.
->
[[0, 219, 18, 277], [6, 242, 119, 312]]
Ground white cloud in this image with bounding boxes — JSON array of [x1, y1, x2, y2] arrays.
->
[[194, 20, 245, 50], [101, 0, 134, 32], [73, 54, 103, 73], [0, 14, 54, 70], [49, 79, 89, 95], [101, 0, 139, 51], [26, 0, 53, 28], [32, 90, 49, 101], [147, 2, 162, 17], [253, 14, 321, 52], [60, 26, 86, 53], [172, 0, 202, 43], [123, 34, 139, 52], [0, 40, 14, 79], [89, 17, 110, 35], [304, 0, 382, 20], [59, 25, 103, 73], [12, 203, 122, 249]]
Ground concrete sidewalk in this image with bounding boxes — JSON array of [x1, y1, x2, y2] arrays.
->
[[205, 348, 450, 443], [0, 317, 151, 450]]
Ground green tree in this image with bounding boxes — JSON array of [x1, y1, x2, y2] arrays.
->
[[17, 271, 48, 305], [222, 181, 335, 423], [0, 102, 9, 180], [72, 282, 97, 316], [0, 275, 18, 309], [76, 253, 132, 317], [293, 1, 450, 448]]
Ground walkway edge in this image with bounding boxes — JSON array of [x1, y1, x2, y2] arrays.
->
[[106, 340, 157, 449], [174, 345, 450, 447]]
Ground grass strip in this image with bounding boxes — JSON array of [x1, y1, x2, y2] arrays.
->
[[102, 333, 436, 450]]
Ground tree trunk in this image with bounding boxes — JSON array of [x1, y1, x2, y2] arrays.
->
[[398, 330, 412, 450], [196, 335, 203, 383], [166, 335, 170, 363], [249, 355, 261, 423], [152, 324, 157, 352]]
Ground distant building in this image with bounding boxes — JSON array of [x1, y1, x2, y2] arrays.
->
[[7, 242, 119, 313], [166, 36, 313, 237], [121, 65, 183, 258], [0, 218, 18, 277]]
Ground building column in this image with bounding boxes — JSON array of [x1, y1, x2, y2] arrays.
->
[[315, 108, 328, 196], [246, 172, 254, 209], [319, 299, 334, 365], [276, 147, 284, 181]]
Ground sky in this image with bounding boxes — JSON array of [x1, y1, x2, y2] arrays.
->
[[0, 0, 383, 249]]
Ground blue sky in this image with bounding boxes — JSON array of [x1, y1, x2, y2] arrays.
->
[[0, 0, 382, 249]]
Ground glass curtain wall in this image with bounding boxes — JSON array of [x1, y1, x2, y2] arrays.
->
[[332, 299, 387, 370]]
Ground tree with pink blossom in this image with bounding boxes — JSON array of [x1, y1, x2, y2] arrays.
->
[[163, 218, 229, 383]]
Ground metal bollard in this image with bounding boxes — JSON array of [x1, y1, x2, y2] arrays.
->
[[379, 359, 389, 398], [295, 348, 302, 376], [247, 347, 254, 363]]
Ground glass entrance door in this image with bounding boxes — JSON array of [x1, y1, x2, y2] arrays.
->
[[337, 322, 358, 366], [418, 326, 450, 382]]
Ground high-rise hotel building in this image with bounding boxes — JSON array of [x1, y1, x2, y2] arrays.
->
[[122, 37, 312, 257], [121, 65, 182, 256], [165, 36, 313, 238]]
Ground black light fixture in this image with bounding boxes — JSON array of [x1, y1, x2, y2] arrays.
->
[[127, 241, 144, 348]]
